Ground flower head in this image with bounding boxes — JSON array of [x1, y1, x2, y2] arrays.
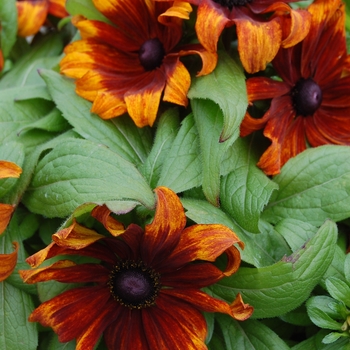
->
[[20, 187, 252, 350], [240, 0, 350, 175], [16, 0, 68, 37], [0, 160, 22, 235], [156, 0, 311, 73], [60, 0, 216, 127]]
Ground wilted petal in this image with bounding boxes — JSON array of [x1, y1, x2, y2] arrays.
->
[[0, 242, 18, 281], [0, 204, 15, 235], [91, 205, 125, 237]]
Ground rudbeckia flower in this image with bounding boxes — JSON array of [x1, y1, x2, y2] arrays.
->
[[0, 160, 22, 235], [0, 242, 19, 282], [17, 0, 68, 37], [156, 0, 311, 73], [20, 187, 252, 350], [60, 0, 216, 127], [240, 0, 350, 175]]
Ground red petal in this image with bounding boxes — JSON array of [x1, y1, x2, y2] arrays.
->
[[0, 242, 18, 281], [48, 0, 68, 18]]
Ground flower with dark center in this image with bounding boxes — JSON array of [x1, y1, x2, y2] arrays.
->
[[20, 187, 253, 350], [155, 0, 311, 73], [60, 0, 216, 127], [16, 0, 68, 37], [240, 0, 350, 175]]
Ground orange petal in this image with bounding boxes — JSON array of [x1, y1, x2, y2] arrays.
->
[[158, 1, 192, 22], [163, 58, 190, 107], [91, 90, 128, 119], [0, 242, 18, 281], [235, 15, 282, 73], [16, 0, 49, 37], [48, 0, 68, 18], [52, 220, 105, 249], [0, 204, 15, 235], [195, 0, 230, 52], [0, 160, 22, 179], [230, 293, 254, 321], [91, 205, 125, 237], [143, 187, 186, 265]]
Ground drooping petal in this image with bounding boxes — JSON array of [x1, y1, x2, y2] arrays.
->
[[162, 223, 242, 270], [162, 289, 253, 321], [20, 260, 109, 284], [195, 0, 231, 53], [91, 205, 125, 237], [48, 0, 68, 18], [0, 204, 15, 235], [158, 1, 192, 21], [0, 160, 22, 179], [16, 0, 49, 37], [142, 187, 186, 265], [162, 58, 190, 107], [0, 242, 18, 281], [234, 10, 282, 73]]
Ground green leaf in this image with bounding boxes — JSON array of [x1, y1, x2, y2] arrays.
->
[[0, 282, 38, 350], [188, 50, 248, 141], [157, 114, 202, 193], [23, 138, 155, 217], [0, 33, 63, 89], [220, 137, 278, 232], [211, 220, 337, 318], [66, 0, 112, 23], [40, 69, 152, 165], [306, 296, 344, 331], [192, 99, 235, 206], [326, 277, 350, 308], [181, 198, 291, 267], [0, 0, 17, 57], [140, 108, 180, 188], [0, 142, 25, 197], [216, 316, 290, 350], [263, 146, 350, 225], [47, 334, 76, 350]]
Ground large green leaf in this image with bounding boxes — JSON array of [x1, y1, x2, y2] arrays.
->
[[0, 0, 17, 57], [157, 114, 202, 193], [192, 99, 235, 206], [40, 69, 152, 165], [221, 137, 278, 232], [66, 0, 112, 23], [211, 220, 337, 318], [23, 138, 155, 217], [263, 146, 350, 225], [188, 50, 248, 141]]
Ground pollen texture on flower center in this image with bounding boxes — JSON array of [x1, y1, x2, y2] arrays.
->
[[139, 38, 166, 71], [213, 0, 252, 10], [109, 260, 161, 309], [291, 78, 323, 116]]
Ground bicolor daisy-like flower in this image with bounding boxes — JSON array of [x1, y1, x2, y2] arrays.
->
[[20, 187, 252, 350], [0, 160, 22, 235], [156, 0, 311, 73], [0, 243, 19, 282], [60, 0, 216, 127], [17, 0, 68, 37], [240, 0, 350, 175]]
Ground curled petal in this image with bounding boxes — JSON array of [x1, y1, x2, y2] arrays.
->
[[158, 1, 192, 22], [0, 242, 18, 281], [224, 245, 242, 277], [0, 160, 22, 179], [52, 220, 105, 249], [230, 293, 254, 321], [0, 204, 15, 235], [16, 0, 49, 37], [91, 205, 125, 237], [48, 0, 69, 18]]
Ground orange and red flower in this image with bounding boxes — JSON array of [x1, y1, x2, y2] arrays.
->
[[60, 0, 216, 127], [0, 160, 22, 235], [156, 0, 311, 73], [240, 0, 350, 175], [20, 187, 252, 350], [16, 0, 68, 37]]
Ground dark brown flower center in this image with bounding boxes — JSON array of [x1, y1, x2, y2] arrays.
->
[[213, 0, 252, 10], [109, 260, 161, 309], [139, 38, 165, 71], [291, 78, 323, 116]]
